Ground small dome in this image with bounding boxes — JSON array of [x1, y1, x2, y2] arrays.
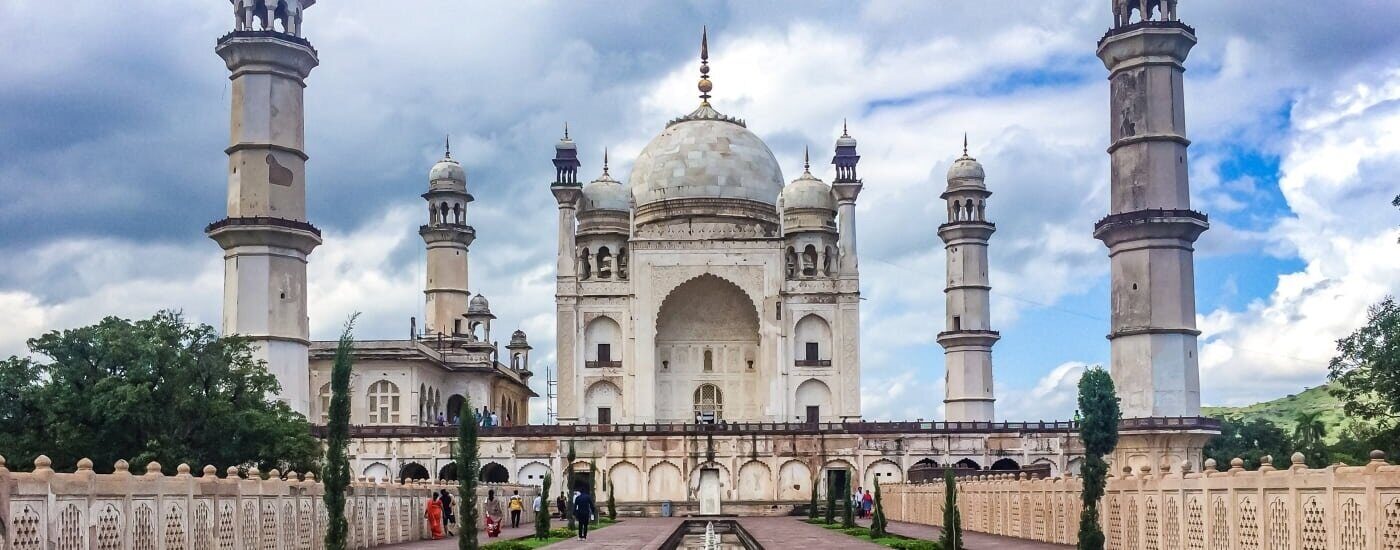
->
[[581, 171, 629, 212], [782, 170, 834, 211], [630, 117, 785, 210], [468, 294, 491, 314], [509, 330, 529, 346], [947, 154, 985, 186], [429, 157, 465, 184]]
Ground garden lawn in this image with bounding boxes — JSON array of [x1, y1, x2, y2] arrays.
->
[[480, 518, 619, 549], [805, 519, 942, 550]]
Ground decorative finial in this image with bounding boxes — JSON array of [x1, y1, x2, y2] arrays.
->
[[842, 119, 850, 138], [444, 135, 451, 159], [563, 122, 570, 140], [698, 26, 713, 105], [963, 133, 968, 156], [803, 146, 811, 172], [603, 148, 610, 176]]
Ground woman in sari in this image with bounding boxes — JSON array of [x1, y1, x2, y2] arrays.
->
[[424, 493, 445, 540], [483, 490, 505, 537]]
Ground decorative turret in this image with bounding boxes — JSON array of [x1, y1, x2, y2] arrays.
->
[[830, 122, 864, 278], [208, 0, 321, 415], [553, 124, 581, 186], [506, 330, 532, 373], [420, 138, 476, 337], [464, 294, 495, 342], [938, 137, 999, 422], [577, 150, 629, 280], [782, 148, 837, 279]]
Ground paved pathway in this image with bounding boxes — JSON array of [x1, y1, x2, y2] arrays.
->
[[738, 517, 885, 548], [859, 518, 1074, 550]]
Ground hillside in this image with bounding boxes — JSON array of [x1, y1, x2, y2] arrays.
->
[[1202, 384, 1350, 443]]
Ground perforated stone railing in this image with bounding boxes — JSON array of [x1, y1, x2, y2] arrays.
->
[[0, 455, 539, 550], [882, 452, 1400, 550]]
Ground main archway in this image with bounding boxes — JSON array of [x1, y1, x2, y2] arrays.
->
[[654, 274, 760, 422]]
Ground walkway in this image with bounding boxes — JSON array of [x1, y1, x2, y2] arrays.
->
[[860, 518, 1074, 550], [737, 517, 884, 548]]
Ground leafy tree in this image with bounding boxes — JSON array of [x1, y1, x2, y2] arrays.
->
[[606, 479, 616, 521], [869, 478, 888, 538], [1291, 411, 1328, 466], [588, 459, 598, 526], [1077, 367, 1120, 550], [1329, 297, 1400, 421], [535, 473, 552, 539], [808, 474, 819, 520], [824, 477, 836, 524], [841, 481, 855, 528], [939, 469, 964, 550], [1204, 416, 1294, 470], [565, 442, 576, 531], [323, 316, 357, 550], [1331, 420, 1400, 465], [0, 311, 320, 473], [458, 398, 479, 550]]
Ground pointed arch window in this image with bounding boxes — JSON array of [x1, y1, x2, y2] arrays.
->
[[694, 384, 723, 422], [367, 380, 401, 424]]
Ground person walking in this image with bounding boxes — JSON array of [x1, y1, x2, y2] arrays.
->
[[572, 490, 595, 540], [532, 492, 542, 519], [853, 486, 864, 518], [508, 490, 524, 528], [424, 493, 444, 540], [555, 492, 566, 519], [439, 489, 455, 536], [483, 490, 504, 537], [861, 489, 874, 518]]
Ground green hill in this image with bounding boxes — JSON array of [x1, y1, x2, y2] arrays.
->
[[1202, 384, 1350, 444]]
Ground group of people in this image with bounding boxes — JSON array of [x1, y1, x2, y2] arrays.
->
[[421, 406, 512, 427], [553, 490, 598, 540], [422, 489, 527, 540], [851, 486, 875, 518]]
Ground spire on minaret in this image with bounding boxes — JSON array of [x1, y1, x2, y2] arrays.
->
[[803, 146, 811, 173], [445, 134, 452, 159], [564, 122, 570, 140], [962, 133, 968, 156], [602, 148, 610, 177], [698, 26, 713, 105]]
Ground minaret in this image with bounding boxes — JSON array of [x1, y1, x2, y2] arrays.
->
[[551, 126, 583, 424], [1095, 0, 1213, 472], [207, 2, 321, 415], [420, 138, 476, 337], [938, 137, 999, 422], [830, 121, 863, 278]]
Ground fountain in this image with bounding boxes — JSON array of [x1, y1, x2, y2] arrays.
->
[[658, 519, 764, 550]]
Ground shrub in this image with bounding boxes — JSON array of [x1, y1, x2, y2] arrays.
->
[[480, 542, 531, 550], [888, 540, 942, 550], [843, 527, 868, 537]]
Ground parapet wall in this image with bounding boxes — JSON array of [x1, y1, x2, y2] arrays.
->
[[883, 452, 1400, 549], [0, 455, 539, 550]]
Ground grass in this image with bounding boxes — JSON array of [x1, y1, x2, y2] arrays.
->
[[479, 518, 619, 549], [804, 519, 942, 550], [1202, 383, 1356, 444]]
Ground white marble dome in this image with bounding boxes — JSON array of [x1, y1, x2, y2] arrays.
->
[[781, 171, 834, 211], [629, 118, 785, 208], [581, 172, 629, 212], [468, 294, 491, 314], [947, 155, 985, 185], [429, 157, 465, 184]]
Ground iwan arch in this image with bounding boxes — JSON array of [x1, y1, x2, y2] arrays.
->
[[202, 0, 1218, 516]]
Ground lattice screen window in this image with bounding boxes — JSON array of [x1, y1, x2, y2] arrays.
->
[[367, 380, 401, 424]]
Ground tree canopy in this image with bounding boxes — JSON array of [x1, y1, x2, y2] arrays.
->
[[0, 311, 321, 473]]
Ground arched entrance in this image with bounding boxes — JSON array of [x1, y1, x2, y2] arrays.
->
[[398, 462, 429, 483], [439, 462, 458, 481], [991, 458, 1020, 471], [446, 394, 465, 421], [479, 462, 509, 483], [655, 274, 760, 422]]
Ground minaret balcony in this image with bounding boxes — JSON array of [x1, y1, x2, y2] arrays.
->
[[418, 224, 476, 246], [206, 216, 321, 254], [936, 329, 1001, 348], [937, 221, 996, 243], [1093, 208, 1208, 248]]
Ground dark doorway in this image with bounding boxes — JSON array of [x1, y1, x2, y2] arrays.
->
[[597, 407, 612, 425], [399, 462, 430, 483], [439, 463, 458, 481], [479, 462, 509, 483], [805, 406, 820, 423], [954, 458, 981, 470], [446, 394, 465, 421], [805, 342, 819, 361], [825, 468, 849, 499], [598, 343, 611, 363], [990, 458, 1020, 471], [569, 469, 595, 495]]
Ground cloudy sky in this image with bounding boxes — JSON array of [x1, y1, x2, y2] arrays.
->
[[2, 1, 1398, 423]]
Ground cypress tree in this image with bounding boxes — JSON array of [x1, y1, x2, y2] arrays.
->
[[535, 473, 552, 539], [322, 316, 356, 550], [457, 398, 480, 550], [824, 477, 836, 524], [1077, 367, 1121, 550], [607, 479, 617, 521], [588, 459, 598, 525], [939, 469, 964, 550], [841, 482, 855, 528], [808, 475, 819, 520], [870, 478, 888, 538]]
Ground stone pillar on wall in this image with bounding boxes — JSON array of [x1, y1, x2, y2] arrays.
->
[[208, 15, 321, 416], [1094, 0, 1215, 472]]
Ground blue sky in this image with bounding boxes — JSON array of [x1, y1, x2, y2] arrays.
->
[[1, 1, 1398, 422]]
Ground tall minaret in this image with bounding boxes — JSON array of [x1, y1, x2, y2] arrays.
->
[[831, 122, 863, 278], [207, 2, 321, 415], [938, 138, 999, 422], [420, 139, 476, 336], [1095, 0, 1206, 421], [550, 127, 583, 424]]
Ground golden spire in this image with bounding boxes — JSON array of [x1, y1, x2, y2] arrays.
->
[[698, 26, 712, 105]]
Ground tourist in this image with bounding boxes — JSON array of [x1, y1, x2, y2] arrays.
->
[[862, 489, 873, 518], [555, 492, 567, 519], [483, 490, 504, 537], [436, 412, 446, 426], [439, 489, 455, 536], [572, 490, 595, 540], [424, 493, 444, 540], [853, 486, 864, 518], [532, 492, 542, 519], [508, 490, 524, 528], [491, 410, 500, 427]]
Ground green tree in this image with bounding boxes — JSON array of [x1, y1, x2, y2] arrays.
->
[[457, 398, 479, 550], [322, 316, 357, 550], [808, 475, 819, 520], [841, 482, 855, 528], [535, 473, 552, 539], [1292, 411, 1328, 466], [0, 311, 320, 473], [565, 442, 576, 531], [869, 478, 888, 538], [1204, 416, 1294, 470], [588, 459, 598, 526], [1077, 367, 1120, 550], [607, 479, 616, 521], [824, 477, 836, 525], [939, 469, 964, 550], [1329, 297, 1400, 420]]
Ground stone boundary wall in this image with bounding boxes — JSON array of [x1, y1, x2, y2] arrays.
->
[[883, 452, 1400, 550], [0, 455, 539, 550]]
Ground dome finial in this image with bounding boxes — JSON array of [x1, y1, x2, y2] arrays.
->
[[444, 134, 451, 159], [803, 146, 811, 172], [563, 121, 570, 140], [842, 119, 850, 138], [603, 148, 610, 176], [698, 26, 713, 105], [962, 132, 969, 156]]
